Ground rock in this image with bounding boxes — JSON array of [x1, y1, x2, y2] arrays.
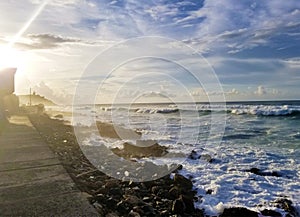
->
[[54, 114, 63, 119], [105, 212, 119, 217], [271, 171, 281, 177], [95, 193, 106, 202], [219, 207, 258, 217], [112, 142, 168, 158], [151, 186, 160, 194], [177, 164, 183, 170], [200, 154, 213, 163], [116, 200, 130, 214], [153, 195, 161, 203], [109, 187, 123, 197], [172, 164, 184, 173], [180, 194, 195, 213], [156, 200, 163, 206], [97, 121, 141, 140], [93, 202, 105, 216], [157, 189, 167, 198], [206, 189, 213, 195], [248, 167, 260, 174], [246, 168, 282, 177], [194, 208, 205, 217], [275, 198, 299, 217], [29, 114, 208, 217], [124, 195, 144, 206], [128, 211, 141, 217], [160, 210, 169, 216], [132, 206, 144, 215], [142, 204, 157, 216], [174, 174, 193, 190], [96, 187, 109, 195], [189, 150, 200, 160], [260, 209, 281, 217], [106, 197, 118, 209], [168, 186, 180, 199], [105, 179, 120, 188], [142, 196, 152, 203], [172, 198, 185, 214]]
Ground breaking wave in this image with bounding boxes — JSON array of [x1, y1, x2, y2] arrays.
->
[[97, 104, 300, 117], [135, 108, 179, 114], [229, 105, 300, 116]]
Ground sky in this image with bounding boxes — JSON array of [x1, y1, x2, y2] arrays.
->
[[0, 0, 300, 104]]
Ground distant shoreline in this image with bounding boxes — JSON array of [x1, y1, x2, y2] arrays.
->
[[65, 99, 300, 107], [18, 94, 56, 106]]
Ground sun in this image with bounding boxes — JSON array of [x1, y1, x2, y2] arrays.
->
[[0, 45, 21, 70]]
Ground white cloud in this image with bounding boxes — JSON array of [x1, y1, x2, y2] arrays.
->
[[255, 85, 267, 96], [180, 0, 300, 53], [142, 91, 176, 98], [191, 87, 206, 96], [2, 0, 299, 53], [33, 81, 73, 104], [227, 88, 239, 95], [283, 58, 300, 68]]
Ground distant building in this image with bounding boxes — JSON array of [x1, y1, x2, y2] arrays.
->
[[0, 68, 18, 118], [0, 68, 17, 95]]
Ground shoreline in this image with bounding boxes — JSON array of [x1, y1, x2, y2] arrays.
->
[[29, 113, 299, 217], [29, 114, 203, 217]]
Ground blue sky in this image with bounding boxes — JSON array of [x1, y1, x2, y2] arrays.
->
[[0, 0, 300, 103]]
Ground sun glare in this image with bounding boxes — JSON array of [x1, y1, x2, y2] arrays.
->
[[0, 46, 20, 69]]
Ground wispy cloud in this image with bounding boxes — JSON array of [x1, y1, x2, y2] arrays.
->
[[23, 34, 81, 49]]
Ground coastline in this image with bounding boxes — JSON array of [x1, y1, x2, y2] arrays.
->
[[29, 113, 299, 217], [29, 114, 203, 217]]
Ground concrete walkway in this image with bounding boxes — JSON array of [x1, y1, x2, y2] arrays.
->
[[0, 116, 99, 217]]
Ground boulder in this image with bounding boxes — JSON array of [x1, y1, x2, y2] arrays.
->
[[173, 174, 193, 191], [128, 211, 141, 217], [124, 195, 144, 206], [180, 194, 195, 213], [97, 121, 141, 140], [260, 209, 281, 217], [220, 207, 258, 217], [189, 150, 200, 160], [246, 168, 282, 177], [200, 154, 213, 163], [168, 186, 180, 199], [275, 198, 299, 217], [172, 198, 185, 214], [54, 114, 63, 119], [112, 142, 167, 158]]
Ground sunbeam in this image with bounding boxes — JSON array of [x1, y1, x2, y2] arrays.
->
[[8, 0, 49, 48]]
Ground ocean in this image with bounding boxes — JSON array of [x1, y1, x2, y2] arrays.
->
[[49, 100, 300, 216]]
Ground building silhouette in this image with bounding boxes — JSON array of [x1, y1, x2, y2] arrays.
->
[[0, 68, 18, 120]]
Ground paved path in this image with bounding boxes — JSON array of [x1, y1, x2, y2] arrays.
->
[[0, 116, 99, 217]]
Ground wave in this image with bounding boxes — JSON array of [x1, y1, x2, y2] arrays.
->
[[135, 108, 179, 114], [230, 105, 300, 116], [187, 105, 300, 117], [99, 107, 137, 112], [98, 104, 300, 117]]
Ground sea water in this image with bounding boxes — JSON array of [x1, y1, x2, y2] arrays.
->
[[49, 101, 300, 216]]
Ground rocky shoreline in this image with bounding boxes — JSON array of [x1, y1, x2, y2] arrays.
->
[[29, 114, 299, 217]]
